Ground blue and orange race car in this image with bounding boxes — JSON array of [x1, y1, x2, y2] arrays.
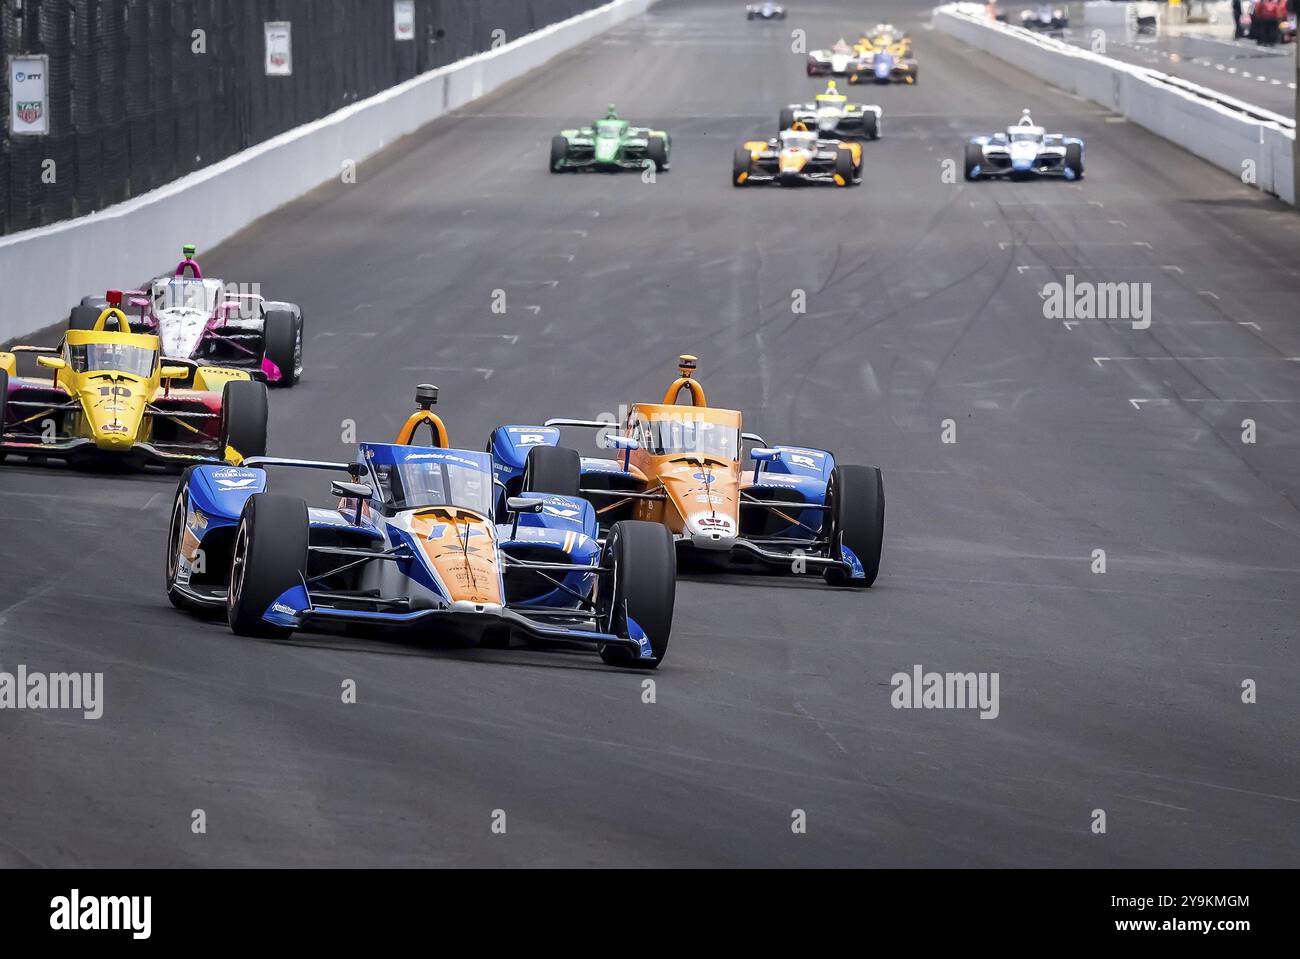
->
[[164, 384, 677, 668], [488, 356, 885, 587]]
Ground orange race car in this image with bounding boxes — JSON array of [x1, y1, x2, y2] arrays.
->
[[487, 355, 884, 587]]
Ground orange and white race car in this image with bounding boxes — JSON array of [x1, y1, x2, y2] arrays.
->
[[488, 356, 884, 587], [733, 122, 864, 188]]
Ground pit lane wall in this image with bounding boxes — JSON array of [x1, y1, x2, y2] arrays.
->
[[0, 0, 653, 344], [934, 4, 1295, 206]]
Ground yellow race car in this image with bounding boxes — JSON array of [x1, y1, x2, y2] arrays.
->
[[1, 291, 268, 469]]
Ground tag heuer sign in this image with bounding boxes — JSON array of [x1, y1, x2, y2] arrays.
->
[[8, 55, 50, 135], [264, 22, 293, 76], [394, 0, 415, 40]]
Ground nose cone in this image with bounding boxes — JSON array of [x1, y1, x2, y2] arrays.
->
[[80, 380, 146, 451], [1010, 143, 1037, 171], [685, 512, 737, 549], [594, 137, 619, 163], [779, 151, 807, 174]]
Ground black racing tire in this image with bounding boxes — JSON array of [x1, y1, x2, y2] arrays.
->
[[733, 146, 753, 187], [779, 106, 796, 130], [965, 142, 983, 180], [597, 520, 676, 668], [165, 467, 204, 611], [0, 368, 8, 448], [550, 135, 569, 172], [219, 380, 269, 461], [834, 147, 855, 185], [1065, 142, 1085, 179], [69, 304, 103, 331], [647, 135, 669, 172], [263, 308, 301, 387], [823, 465, 884, 587], [227, 493, 308, 638], [521, 444, 580, 498], [861, 111, 879, 140]]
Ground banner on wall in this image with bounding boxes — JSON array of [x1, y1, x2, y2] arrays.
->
[[8, 55, 50, 135], [394, 0, 416, 41], [264, 22, 293, 76]]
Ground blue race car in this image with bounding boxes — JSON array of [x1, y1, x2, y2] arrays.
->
[[965, 110, 1085, 180], [164, 384, 677, 668]]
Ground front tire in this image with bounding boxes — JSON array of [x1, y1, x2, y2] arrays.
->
[[647, 135, 669, 172], [1065, 142, 1085, 179], [823, 465, 884, 587], [263, 308, 301, 387], [521, 444, 580, 498], [964, 142, 983, 181], [861, 111, 879, 140], [597, 520, 676, 668], [834, 148, 855, 185], [550, 135, 569, 172], [733, 146, 753, 187], [166, 467, 203, 611], [219, 380, 269, 461], [228, 493, 308, 637]]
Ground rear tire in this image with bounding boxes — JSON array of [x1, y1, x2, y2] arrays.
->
[[733, 146, 753, 187], [550, 135, 569, 172], [647, 135, 669, 172], [263, 308, 301, 387], [521, 444, 580, 498], [965, 142, 983, 180], [69, 304, 103, 330], [219, 380, 269, 461], [227, 493, 308, 637], [165, 467, 204, 611], [0, 369, 8, 449], [861, 111, 879, 140], [597, 520, 675, 668], [823, 465, 884, 587], [1065, 142, 1085, 179], [779, 106, 796, 130]]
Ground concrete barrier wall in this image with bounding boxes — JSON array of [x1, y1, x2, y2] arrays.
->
[[0, 0, 652, 344], [934, 6, 1295, 205]]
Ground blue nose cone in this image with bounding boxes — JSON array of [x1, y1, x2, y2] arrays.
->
[[874, 54, 892, 78]]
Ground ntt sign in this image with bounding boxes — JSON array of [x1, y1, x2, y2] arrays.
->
[[8, 54, 49, 135]]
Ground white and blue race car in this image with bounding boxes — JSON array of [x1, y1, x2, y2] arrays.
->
[[964, 110, 1085, 180], [746, 2, 786, 20], [164, 384, 677, 668]]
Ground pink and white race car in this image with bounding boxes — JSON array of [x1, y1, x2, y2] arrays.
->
[[68, 245, 304, 387]]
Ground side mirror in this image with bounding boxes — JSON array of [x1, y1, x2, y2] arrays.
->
[[37, 356, 66, 371], [331, 480, 374, 499], [602, 434, 639, 451], [221, 301, 244, 318], [506, 496, 545, 514], [750, 448, 780, 462], [160, 366, 190, 380]]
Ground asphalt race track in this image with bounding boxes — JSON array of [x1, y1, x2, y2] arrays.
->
[[1, 0, 1298, 867]]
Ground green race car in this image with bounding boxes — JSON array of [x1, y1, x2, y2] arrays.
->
[[551, 105, 671, 173]]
